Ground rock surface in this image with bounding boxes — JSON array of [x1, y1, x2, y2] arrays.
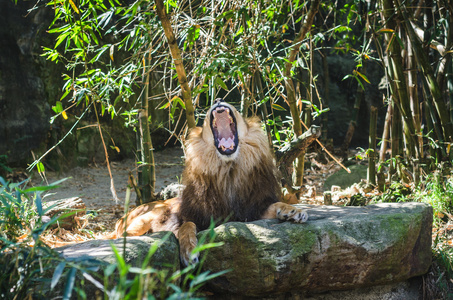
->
[[52, 202, 432, 298], [58, 231, 179, 269], [200, 202, 432, 297], [0, 2, 54, 165], [323, 164, 368, 190], [54, 232, 179, 298]]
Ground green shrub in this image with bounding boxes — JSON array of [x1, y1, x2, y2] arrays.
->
[[0, 177, 226, 299]]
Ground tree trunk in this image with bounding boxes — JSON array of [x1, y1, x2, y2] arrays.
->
[[276, 125, 321, 195]]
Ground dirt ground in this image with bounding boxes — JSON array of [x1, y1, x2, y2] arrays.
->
[[40, 147, 185, 209], [34, 147, 185, 238]]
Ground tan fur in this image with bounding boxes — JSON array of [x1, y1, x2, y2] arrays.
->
[[109, 101, 308, 265]]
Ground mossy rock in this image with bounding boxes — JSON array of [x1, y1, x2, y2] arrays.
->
[[324, 164, 368, 190], [199, 202, 432, 297]]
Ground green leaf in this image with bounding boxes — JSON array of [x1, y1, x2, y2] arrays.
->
[[54, 101, 64, 113], [37, 162, 45, 174], [35, 193, 43, 216], [356, 70, 370, 84], [63, 267, 76, 300], [215, 77, 228, 90], [109, 44, 114, 61], [271, 103, 286, 111], [104, 263, 117, 277], [51, 262, 67, 290], [274, 125, 280, 141], [111, 243, 128, 275]]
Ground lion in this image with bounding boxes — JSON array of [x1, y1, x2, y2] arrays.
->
[[110, 99, 308, 265]]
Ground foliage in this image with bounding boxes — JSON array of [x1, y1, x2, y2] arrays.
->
[[372, 172, 453, 296], [0, 155, 12, 176], [415, 173, 453, 226], [373, 181, 413, 203], [0, 177, 225, 299], [0, 177, 62, 299], [40, 0, 331, 144]]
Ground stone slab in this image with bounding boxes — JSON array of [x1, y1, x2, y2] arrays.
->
[[199, 202, 432, 297]]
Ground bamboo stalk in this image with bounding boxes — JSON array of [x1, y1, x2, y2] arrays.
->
[[138, 52, 156, 203], [283, 0, 320, 191], [407, 36, 421, 184], [254, 71, 273, 147], [321, 48, 330, 143], [284, 0, 320, 138], [341, 62, 366, 158], [155, 0, 196, 129], [390, 98, 400, 178], [395, 0, 453, 144], [379, 103, 392, 163], [382, 0, 419, 159], [368, 106, 378, 186]]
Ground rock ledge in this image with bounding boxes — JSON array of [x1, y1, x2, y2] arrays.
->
[[199, 202, 432, 297]]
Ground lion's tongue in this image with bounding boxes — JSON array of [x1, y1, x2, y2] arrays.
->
[[215, 111, 234, 149]]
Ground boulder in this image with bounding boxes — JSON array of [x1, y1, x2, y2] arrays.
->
[[58, 232, 179, 269], [54, 232, 179, 298], [324, 164, 368, 190], [199, 202, 432, 297]]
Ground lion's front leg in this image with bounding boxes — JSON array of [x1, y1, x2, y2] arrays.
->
[[262, 202, 308, 223], [177, 221, 199, 266]]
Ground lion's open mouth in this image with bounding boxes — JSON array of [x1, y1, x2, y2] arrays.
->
[[210, 105, 239, 156]]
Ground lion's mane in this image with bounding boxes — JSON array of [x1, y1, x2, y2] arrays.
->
[[178, 109, 281, 231]]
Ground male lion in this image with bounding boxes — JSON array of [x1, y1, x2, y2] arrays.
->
[[111, 99, 308, 265]]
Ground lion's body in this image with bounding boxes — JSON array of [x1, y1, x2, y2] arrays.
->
[[179, 116, 280, 230], [110, 100, 308, 265]]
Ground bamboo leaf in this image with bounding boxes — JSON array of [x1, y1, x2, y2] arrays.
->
[[271, 103, 286, 111], [356, 71, 370, 84], [63, 267, 76, 300], [51, 262, 66, 290], [110, 146, 120, 153], [35, 193, 43, 216], [54, 101, 63, 113], [378, 28, 394, 33], [215, 77, 228, 90], [159, 101, 171, 109], [109, 45, 114, 61], [68, 0, 80, 14]]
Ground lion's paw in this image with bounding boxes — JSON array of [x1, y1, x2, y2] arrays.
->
[[276, 203, 308, 223], [180, 245, 199, 267], [178, 221, 199, 266]]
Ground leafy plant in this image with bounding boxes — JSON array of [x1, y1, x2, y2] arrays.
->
[[414, 173, 453, 226], [0, 177, 226, 299], [0, 176, 64, 299], [0, 155, 12, 176]]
